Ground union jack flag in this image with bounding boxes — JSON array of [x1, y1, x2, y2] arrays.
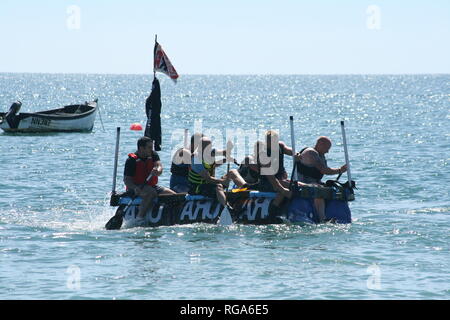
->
[[154, 42, 179, 82]]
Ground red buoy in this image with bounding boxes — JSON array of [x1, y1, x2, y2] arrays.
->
[[130, 123, 143, 131]]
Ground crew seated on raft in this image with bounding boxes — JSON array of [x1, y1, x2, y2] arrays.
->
[[237, 133, 347, 223], [123, 136, 175, 220]]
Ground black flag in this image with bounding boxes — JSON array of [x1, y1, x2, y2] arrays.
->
[[144, 77, 162, 151]]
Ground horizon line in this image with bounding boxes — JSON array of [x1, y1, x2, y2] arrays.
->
[[1, 71, 449, 77]]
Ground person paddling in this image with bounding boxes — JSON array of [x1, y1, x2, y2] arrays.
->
[[124, 136, 175, 221], [253, 131, 299, 220], [295, 136, 347, 222], [188, 137, 249, 211]]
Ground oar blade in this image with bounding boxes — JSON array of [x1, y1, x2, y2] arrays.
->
[[231, 187, 248, 193], [105, 212, 123, 230], [218, 207, 233, 226]]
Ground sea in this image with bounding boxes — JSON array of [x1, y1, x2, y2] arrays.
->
[[0, 73, 449, 300]]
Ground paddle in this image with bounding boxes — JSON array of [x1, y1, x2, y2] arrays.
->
[[231, 187, 248, 193], [105, 173, 156, 230], [225, 162, 231, 192], [340, 120, 355, 189], [105, 191, 135, 230], [217, 206, 233, 226], [289, 116, 298, 181], [111, 127, 120, 196], [289, 116, 300, 191], [217, 140, 235, 226]]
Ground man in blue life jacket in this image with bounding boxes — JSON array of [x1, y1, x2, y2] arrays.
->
[[124, 136, 175, 220], [170, 133, 204, 193], [188, 137, 250, 211], [295, 136, 347, 223]]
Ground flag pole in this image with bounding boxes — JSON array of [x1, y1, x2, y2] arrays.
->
[[111, 127, 120, 195], [153, 34, 157, 79], [289, 116, 298, 181], [340, 120, 352, 185], [184, 129, 189, 149]]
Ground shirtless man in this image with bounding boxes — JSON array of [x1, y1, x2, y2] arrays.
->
[[295, 136, 347, 222]]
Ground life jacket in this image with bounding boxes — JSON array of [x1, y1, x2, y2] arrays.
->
[[188, 157, 214, 186], [127, 153, 158, 188], [296, 147, 325, 182]]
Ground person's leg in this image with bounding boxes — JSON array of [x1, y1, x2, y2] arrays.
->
[[215, 184, 228, 207], [137, 185, 157, 218], [272, 192, 285, 207], [225, 169, 246, 188], [279, 179, 291, 189], [258, 177, 288, 222], [314, 198, 326, 222], [172, 184, 190, 193], [158, 186, 176, 195]]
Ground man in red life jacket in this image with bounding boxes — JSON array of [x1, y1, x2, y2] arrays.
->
[[124, 136, 175, 220]]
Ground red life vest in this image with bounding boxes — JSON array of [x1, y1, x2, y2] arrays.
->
[[127, 153, 158, 187]]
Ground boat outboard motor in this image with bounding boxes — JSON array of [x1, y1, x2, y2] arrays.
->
[[4, 101, 22, 129]]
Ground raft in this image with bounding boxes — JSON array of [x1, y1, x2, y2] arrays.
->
[[108, 183, 355, 229]]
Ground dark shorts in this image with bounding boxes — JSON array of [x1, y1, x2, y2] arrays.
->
[[188, 183, 218, 198], [170, 175, 190, 193]]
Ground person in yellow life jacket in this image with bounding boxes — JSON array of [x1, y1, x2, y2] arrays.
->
[[188, 137, 249, 211], [124, 136, 175, 220]]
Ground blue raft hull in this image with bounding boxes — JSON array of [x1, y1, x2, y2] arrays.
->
[[287, 198, 352, 224], [113, 191, 352, 229]]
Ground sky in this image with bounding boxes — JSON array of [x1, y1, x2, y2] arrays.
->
[[0, 0, 449, 74]]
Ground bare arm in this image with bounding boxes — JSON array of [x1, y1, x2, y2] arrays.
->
[[307, 151, 346, 175], [280, 141, 294, 156], [198, 169, 226, 185]]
